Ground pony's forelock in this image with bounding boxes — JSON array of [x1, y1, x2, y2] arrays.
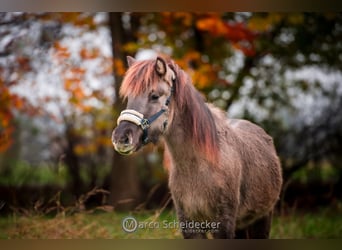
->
[[119, 59, 160, 99]]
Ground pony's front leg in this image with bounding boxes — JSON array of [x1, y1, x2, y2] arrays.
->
[[212, 206, 237, 239], [176, 208, 207, 239], [212, 219, 235, 239]]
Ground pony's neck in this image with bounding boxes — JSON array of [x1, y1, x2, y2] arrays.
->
[[164, 107, 192, 148], [164, 112, 198, 169], [164, 82, 218, 165]]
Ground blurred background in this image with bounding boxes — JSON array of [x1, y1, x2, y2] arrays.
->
[[0, 12, 342, 238]]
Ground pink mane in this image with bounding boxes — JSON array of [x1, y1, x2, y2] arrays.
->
[[120, 58, 219, 164], [119, 59, 160, 99]]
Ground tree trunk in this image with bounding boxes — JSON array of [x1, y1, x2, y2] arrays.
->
[[107, 12, 142, 210], [64, 125, 83, 198]]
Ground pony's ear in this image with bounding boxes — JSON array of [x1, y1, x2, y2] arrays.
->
[[127, 56, 136, 67], [155, 57, 167, 76]]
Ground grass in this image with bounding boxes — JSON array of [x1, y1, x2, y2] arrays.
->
[[1, 206, 342, 239], [0, 210, 181, 239], [271, 207, 342, 239]]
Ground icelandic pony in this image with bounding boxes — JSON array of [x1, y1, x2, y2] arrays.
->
[[112, 56, 282, 239]]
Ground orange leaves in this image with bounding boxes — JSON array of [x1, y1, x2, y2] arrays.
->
[[73, 86, 86, 100], [192, 64, 217, 89], [63, 75, 91, 113], [0, 12, 114, 157], [55, 43, 102, 62], [196, 14, 255, 42], [175, 51, 221, 90], [53, 42, 70, 60], [80, 48, 100, 60], [113, 59, 126, 77], [196, 15, 228, 37], [11, 95, 24, 109], [0, 83, 21, 152], [196, 14, 257, 57], [63, 65, 89, 107], [64, 78, 77, 90]]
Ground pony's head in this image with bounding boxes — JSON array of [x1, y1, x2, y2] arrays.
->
[[112, 56, 175, 155]]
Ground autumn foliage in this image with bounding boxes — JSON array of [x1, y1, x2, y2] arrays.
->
[[52, 36, 113, 157], [0, 12, 329, 156], [0, 83, 15, 152], [0, 13, 113, 156], [196, 14, 256, 56], [0, 12, 261, 153]]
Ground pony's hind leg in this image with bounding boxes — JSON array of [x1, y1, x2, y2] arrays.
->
[[245, 211, 273, 239]]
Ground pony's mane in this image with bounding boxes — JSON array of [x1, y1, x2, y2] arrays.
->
[[168, 61, 219, 164], [119, 58, 219, 164], [120, 59, 161, 99]]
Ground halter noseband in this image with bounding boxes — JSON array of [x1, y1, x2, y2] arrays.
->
[[117, 75, 175, 145]]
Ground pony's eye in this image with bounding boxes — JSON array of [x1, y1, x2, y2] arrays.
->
[[150, 93, 160, 101]]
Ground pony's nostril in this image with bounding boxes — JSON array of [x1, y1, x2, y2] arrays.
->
[[119, 131, 132, 145], [123, 135, 130, 145]]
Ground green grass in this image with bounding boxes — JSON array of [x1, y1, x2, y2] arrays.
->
[[1, 207, 341, 239], [0, 161, 68, 187], [271, 208, 342, 239]]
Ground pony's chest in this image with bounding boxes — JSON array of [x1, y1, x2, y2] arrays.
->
[[180, 192, 213, 220], [170, 173, 214, 220]]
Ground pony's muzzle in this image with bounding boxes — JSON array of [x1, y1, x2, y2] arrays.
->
[[112, 129, 134, 155], [112, 122, 143, 155]]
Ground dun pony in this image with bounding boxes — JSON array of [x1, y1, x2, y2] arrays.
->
[[112, 56, 282, 239]]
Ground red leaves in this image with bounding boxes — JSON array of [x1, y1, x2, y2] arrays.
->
[[196, 14, 257, 57], [225, 22, 256, 43]]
